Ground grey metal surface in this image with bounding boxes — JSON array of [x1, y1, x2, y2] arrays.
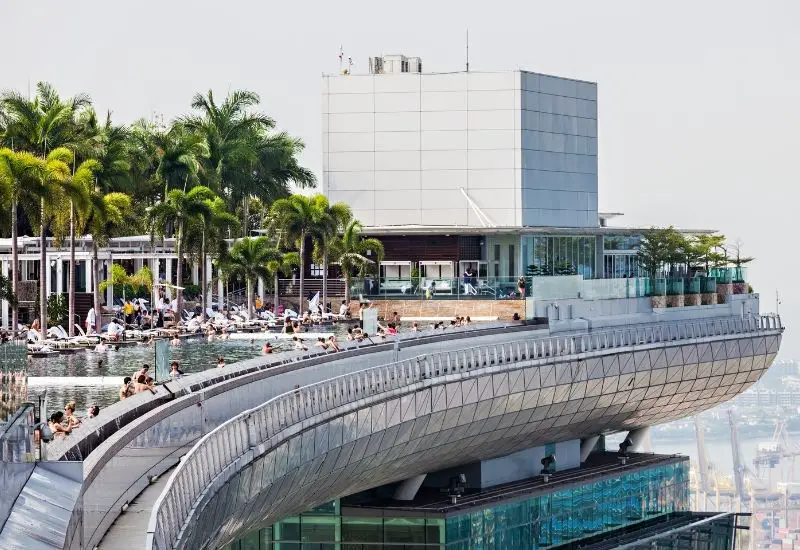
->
[[0, 461, 83, 550], [1, 403, 37, 531], [59, 323, 549, 550], [146, 315, 783, 549]]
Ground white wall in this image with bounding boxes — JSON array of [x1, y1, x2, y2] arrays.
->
[[520, 72, 598, 228], [323, 69, 598, 229]]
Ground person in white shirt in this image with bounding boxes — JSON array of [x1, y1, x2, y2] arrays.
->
[[107, 319, 124, 340], [86, 307, 97, 334], [339, 300, 349, 317]]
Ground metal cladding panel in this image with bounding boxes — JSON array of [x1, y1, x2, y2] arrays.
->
[[145, 317, 784, 550]]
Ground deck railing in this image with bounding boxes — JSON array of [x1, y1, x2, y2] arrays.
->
[[147, 314, 782, 550]]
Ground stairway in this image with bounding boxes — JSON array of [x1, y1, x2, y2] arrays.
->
[[277, 279, 345, 299]]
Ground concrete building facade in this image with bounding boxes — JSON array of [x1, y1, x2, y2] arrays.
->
[[322, 67, 598, 229]]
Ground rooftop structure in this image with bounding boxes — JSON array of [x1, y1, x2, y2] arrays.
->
[[323, 64, 598, 229]]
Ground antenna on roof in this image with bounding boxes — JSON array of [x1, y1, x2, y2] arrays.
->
[[466, 29, 470, 72]]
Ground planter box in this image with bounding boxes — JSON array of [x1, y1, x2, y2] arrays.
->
[[666, 294, 684, 308], [732, 282, 748, 295], [716, 283, 734, 304], [684, 294, 701, 306], [701, 292, 718, 306], [651, 296, 667, 309]]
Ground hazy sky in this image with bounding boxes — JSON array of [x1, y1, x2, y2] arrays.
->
[[6, 0, 798, 354]]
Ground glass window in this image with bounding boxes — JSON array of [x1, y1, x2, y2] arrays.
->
[[508, 244, 515, 277], [384, 517, 426, 543], [301, 516, 338, 543], [341, 517, 383, 543], [240, 531, 260, 550]]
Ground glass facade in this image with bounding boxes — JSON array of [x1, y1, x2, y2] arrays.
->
[[521, 235, 597, 279], [224, 460, 689, 550]]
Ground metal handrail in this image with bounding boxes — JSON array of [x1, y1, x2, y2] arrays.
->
[[147, 314, 782, 549]]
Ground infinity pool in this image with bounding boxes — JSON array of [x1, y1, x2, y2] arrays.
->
[[21, 327, 347, 415]]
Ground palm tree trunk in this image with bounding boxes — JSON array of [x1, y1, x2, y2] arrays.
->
[[322, 248, 328, 315], [299, 233, 305, 314], [176, 227, 184, 319], [10, 201, 18, 331], [247, 279, 254, 319], [68, 201, 76, 337], [39, 197, 48, 336], [92, 239, 101, 333], [344, 272, 351, 304]]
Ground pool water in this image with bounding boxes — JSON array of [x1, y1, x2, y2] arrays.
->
[[22, 324, 357, 414]]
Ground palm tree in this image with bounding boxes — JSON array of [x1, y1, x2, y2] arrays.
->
[[1, 82, 92, 330], [0, 149, 46, 329], [181, 89, 273, 196], [330, 220, 384, 303], [184, 196, 238, 319], [149, 186, 216, 316], [220, 237, 276, 319], [81, 191, 133, 330], [311, 196, 351, 312], [181, 89, 315, 234], [266, 250, 300, 312], [24, 148, 76, 333], [152, 124, 209, 198], [239, 133, 316, 234], [47, 156, 98, 335], [270, 195, 320, 312]]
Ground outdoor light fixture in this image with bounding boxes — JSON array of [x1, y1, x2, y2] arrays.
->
[[541, 454, 556, 482]]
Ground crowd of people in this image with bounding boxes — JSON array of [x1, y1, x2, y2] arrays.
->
[[46, 400, 101, 437]]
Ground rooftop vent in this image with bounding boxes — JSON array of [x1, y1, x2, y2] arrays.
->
[[369, 54, 422, 75]]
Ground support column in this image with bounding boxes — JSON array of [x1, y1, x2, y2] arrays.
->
[[152, 256, 160, 311], [134, 258, 143, 273], [105, 260, 113, 308], [218, 277, 224, 312], [206, 257, 213, 315], [56, 258, 64, 295], [192, 262, 199, 285], [2, 260, 9, 329], [165, 258, 173, 300], [393, 474, 427, 501], [580, 435, 600, 463]]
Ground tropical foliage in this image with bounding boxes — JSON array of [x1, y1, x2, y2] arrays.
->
[[0, 81, 376, 326]]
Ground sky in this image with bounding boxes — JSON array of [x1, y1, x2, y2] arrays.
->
[[5, 0, 798, 354]]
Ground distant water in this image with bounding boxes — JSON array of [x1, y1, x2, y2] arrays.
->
[[609, 432, 800, 490]]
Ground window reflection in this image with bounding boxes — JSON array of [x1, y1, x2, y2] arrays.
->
[[227, 460, 690, 550]]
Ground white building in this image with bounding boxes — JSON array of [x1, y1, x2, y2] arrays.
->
[[323, 56, 598, 229]]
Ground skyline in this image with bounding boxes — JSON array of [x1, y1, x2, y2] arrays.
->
[[4, 0, 797, 352]]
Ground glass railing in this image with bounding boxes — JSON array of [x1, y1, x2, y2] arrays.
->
[[347, 275, 723, 301], [349, 276, 528, 300], [709, 267, 748, 284]]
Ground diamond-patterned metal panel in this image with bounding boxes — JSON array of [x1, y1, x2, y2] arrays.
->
[[151, 323, 784, 550]]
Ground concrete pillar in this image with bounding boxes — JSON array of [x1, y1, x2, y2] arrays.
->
[[393, 474, 427, 501], [218, 277, 224, 311], [134, 258, 143, 272], [2, 260, 8, 329], [580, 435, 600, 463], [205, 257, 213, 313], [56, 259, 64, 295], [152, 256, 160, 311], [105, 260, 113, 307], [165, 258, 173, 300], [192, 262, 199, 285]]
